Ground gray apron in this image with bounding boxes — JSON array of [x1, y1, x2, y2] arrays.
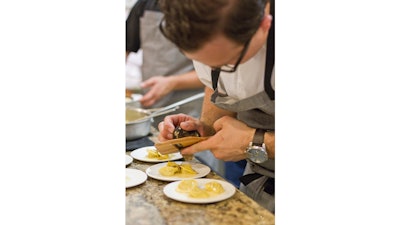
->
[[212, 0, 275, 212], [139, 10, 202, 110], [210, 1, 275, 209], [210, 68, 275, 212]]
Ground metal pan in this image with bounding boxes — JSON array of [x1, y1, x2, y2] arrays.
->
[[126, 93, 205, 140]]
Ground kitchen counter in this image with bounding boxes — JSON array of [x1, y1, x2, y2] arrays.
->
[[126, 157, 275, 225], [126, 128, 275, 225]]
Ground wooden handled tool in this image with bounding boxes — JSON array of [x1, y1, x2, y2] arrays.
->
[[155, 136, 209, 155]]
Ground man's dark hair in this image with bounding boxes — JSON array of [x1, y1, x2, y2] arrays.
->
[[159, 0, 268, 52]]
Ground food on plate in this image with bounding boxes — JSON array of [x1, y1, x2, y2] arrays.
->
[[179, 163, 197, 174], [146, 149, 170, 160], [159, 164, 180, 176], [159, 161, 198, 177], [204, 181, 225, 194], [188, 186, 210, 198], [175, 179, 226, 198], [159, 161, 181, 176], [176, 179, 198, 193]]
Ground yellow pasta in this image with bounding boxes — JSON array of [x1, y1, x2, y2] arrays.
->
[[176, 179, 198, 193], [204, 181, 225, 194], [158, 162, 198, 177], [175, 179, 226, 199], [180, 164, 197, 174], [146, 149, 170, 160], [188, 186, 210, 198], [159, 166, 180, 176]]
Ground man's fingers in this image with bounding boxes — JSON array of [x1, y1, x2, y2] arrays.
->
[[180, 138, 213, 155], [179, 121, 198, 132], [157, 121, 173, 140], [140, 77, 156, 88]]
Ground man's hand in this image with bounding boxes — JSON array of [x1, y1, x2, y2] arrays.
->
[[181, 116, 254, 162]]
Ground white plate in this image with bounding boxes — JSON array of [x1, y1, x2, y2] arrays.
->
[[126, 168, 147, 188], [130, 146, 183, 163], [125, 155, 133, 166], [163, 179, 236, 204], [146, 161, 211, 181]]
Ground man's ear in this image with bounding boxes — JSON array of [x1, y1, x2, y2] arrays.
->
[[260, 14, 272, 33], [260, 2, 272, 33]]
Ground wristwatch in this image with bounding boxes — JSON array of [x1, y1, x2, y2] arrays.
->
[[246, 128, 272, 163]]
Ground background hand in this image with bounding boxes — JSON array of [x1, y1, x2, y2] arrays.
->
[[140, 76, 174, 107]]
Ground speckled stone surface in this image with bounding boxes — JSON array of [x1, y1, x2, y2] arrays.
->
[[126, 152, 275, 225]]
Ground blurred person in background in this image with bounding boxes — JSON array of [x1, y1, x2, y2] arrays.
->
[[126, 0, 227, 179], [126, 0, 204, 119], [157, 0, 275, 212]]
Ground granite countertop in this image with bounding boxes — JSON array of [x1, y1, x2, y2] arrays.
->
[[126, 158, 274, 225], [126, 128, 275, 225]]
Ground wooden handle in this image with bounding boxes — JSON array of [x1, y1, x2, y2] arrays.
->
[[155, 136, 209, 155]]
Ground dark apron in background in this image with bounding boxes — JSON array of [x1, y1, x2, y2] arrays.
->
[[139, 10, 203, 124], [139, 11, 202, 106]]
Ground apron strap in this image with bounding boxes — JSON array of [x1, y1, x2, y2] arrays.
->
[[239, 173, 263, 185], [211, 69, 220, 91], [264, 0, 275, 100], [239, 173, 275, 195]]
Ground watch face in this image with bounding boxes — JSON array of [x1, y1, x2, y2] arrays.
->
[[247, 147, 268, 163]]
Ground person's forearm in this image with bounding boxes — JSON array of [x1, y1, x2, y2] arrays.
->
[[167, 70, 204, 90], [200, 87, 236, 136]]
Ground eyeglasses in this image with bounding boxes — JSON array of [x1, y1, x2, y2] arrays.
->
[[159, 17, 251, 73], [212, 39, 251, 73], [159, 18, 168, 40]]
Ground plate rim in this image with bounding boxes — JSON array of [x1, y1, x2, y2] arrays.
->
[[125, 155, 133, 166], [126, 168, 147, 188], [163, 178, 236, 204], [130, 146, 183, 163], [145, 161, 211, 181]]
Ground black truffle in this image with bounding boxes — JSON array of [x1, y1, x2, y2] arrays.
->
[[173, 126, 200, 139]]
